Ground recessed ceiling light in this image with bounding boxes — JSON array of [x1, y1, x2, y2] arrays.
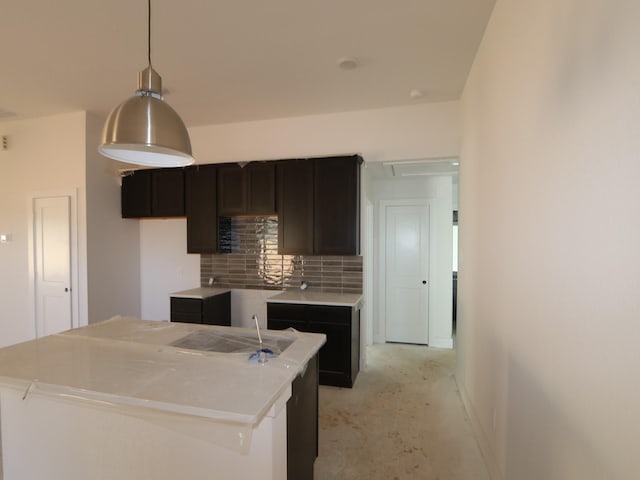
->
[[337, 57, 359, 70]]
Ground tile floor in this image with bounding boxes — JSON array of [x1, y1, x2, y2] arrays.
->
[[314, 343, 490, 480]]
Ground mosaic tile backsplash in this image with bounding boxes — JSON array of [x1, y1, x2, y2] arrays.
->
[[200, 216, 363, 293]]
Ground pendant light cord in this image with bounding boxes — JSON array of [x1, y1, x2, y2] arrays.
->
[[147, 0, 152, 66]]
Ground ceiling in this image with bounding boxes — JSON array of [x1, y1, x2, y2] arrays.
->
[[0, 0, 495, 128]]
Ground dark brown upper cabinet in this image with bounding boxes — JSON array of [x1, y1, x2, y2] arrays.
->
[[185, 164, 218, 253], [314, 155, 361, 255], [277, 155, 361, 255], [121, 168, 185, 218], [247, 163, 277, 214], [277, 159, 314, 255], [217, 162, 276, 216]]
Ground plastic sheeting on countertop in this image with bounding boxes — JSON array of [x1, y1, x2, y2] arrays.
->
[[0, 316, 325, 452]]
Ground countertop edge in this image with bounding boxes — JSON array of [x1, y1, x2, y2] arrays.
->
[[170, 288, 232, 299], [267, 293, 363, 308]]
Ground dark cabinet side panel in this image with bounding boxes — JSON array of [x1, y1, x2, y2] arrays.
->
[[287, 353, 319, 480], [186, 165, 218, 253], [277, 160, 314, 255], [203, 292, 231, 326], [313, 155, 361, 255]]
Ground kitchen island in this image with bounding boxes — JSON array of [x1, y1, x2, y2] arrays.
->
[[0, 317, 325, 480]]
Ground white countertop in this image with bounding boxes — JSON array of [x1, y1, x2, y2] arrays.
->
[[267, 290, 363, 307], [0, 316, 325, 426], [170, 287, 231, 299]]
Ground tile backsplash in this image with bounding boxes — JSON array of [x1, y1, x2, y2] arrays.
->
[[200, 216, 362, 293]]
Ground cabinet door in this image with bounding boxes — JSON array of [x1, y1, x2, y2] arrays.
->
[[151, 169, 185, 217], [186, 165, 218, 253], [247, 163, 276, 214], [308, 305, 353, 387], [217, 164, 247, 215], [313, 155, 361, 255], [308, 321, 352, 387], [121, 171, 152, 218], [277, 160, 314, 254]]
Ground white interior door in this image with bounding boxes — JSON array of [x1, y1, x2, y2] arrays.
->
[[385, 204, 430, 344], [34, 196, 72, 336]]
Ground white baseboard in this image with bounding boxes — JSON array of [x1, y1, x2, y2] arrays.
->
[[456, 378, 504, 480], [429, 338, 454, 349]]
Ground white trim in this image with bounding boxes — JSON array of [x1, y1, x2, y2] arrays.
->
[[456, 378, 503, 480], [28, 190, 81, 338], [429, 338, 454, 349]]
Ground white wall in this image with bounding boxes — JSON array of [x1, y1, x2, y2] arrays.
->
[[370, 176, 453, 348], [457, 0, 640, 478], [0, 112, 88, 347], [139, 219, 200, 321], [139, 102, 462, 322], [85, 113, 142, 322]]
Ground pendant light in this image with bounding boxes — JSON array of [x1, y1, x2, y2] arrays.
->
[[98, 0, 194, 167]]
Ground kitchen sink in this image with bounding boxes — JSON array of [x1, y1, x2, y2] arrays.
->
[[170, 328, 294, 354]]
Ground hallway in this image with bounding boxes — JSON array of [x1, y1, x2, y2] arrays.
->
[[315, 343, 489, 479]]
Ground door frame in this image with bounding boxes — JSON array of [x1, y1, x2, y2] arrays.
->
[[28, 190, 81, 337], [377, 198, 432, 344]]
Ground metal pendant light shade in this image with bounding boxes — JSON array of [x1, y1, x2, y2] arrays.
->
[[99, 66, 194, 167], [98, 0, 194, 167]]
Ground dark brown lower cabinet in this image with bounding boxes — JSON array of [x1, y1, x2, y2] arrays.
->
[[170, 293, 231, 326], [267, 303, 360, 388]]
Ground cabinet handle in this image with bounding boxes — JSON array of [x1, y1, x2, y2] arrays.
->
[[422, 280, 427, 285]]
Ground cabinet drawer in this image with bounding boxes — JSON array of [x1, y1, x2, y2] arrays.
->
[[170, 312, 201, 324], [170, 297, 203, 314], [267, 303, 306, 322], [267, 318, 304, 331], [307, 305, 351, 324]]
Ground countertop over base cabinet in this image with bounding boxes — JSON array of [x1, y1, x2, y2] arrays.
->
[[0, 318, 325, 480], [170, 291, 231, 326], [267, 302, 360, 388]]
